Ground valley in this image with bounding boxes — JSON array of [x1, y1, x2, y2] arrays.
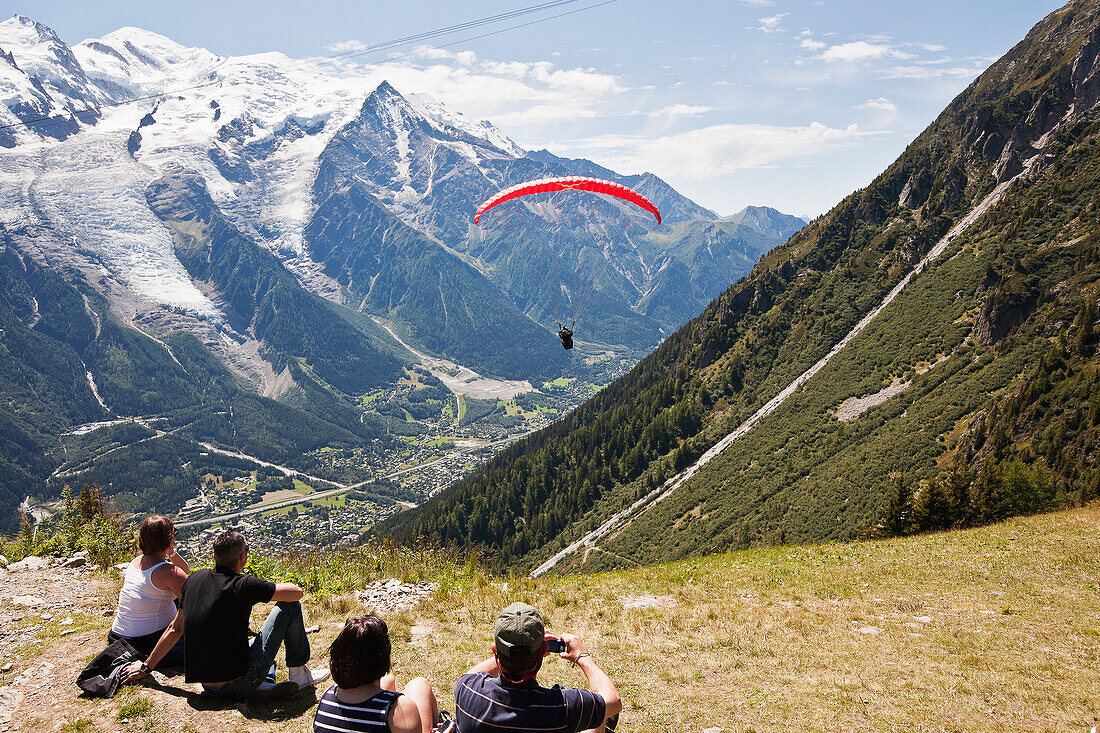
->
[[0, 14, 797, 534]]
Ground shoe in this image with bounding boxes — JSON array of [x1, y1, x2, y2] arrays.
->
[[245, 680, 299, 703], [288, 665, 330, 689]]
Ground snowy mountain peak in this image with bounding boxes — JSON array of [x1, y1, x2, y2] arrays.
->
[[413, 96, 525, 158], [74, 27, 221, 99], [2, 15, 63, 45], [1, 15, 85, 78]]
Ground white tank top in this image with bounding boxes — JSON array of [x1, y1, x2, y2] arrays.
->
[[111, 559, 178, 638]]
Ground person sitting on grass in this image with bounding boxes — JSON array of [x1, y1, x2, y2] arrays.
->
[[121, 528, 329, 703], [108, 515, 188, 664], [455, 602, 621, 733], [314, 615, 443, 733]]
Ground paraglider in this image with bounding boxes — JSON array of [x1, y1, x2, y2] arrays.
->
[[557, 322, 574, 350], [473, 176, 662, 348], [474, 176, 662, 226]]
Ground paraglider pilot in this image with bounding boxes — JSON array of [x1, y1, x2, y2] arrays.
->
[[557, 323, 574, 350]]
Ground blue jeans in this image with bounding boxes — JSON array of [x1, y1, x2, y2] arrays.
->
[[203, 601, 310, 700]]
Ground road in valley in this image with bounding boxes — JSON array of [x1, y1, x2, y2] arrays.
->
[[175, 430, 537, 530]]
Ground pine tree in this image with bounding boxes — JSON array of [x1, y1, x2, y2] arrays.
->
[[883, 473, 912, 536], [971, 462, 1009, 524], [945, 465, 972, 527]]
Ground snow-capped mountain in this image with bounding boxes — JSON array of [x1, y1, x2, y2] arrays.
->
[[0, 14, 805, 531], [0, 14, 790, 369]]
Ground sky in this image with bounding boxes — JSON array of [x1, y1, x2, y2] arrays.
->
[[3, 0, 1067, 218]]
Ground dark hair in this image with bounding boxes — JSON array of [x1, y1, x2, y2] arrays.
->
[[213, 529, 248, 569], [330, 616, 392, 688], [497, 647, 542, 678], [136, 515, 175, 556]]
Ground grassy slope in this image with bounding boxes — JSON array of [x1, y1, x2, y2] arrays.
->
[[8, 505, 1098, 732]]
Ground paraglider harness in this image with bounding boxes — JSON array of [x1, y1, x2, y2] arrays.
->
[[557, 321, 574, 350]]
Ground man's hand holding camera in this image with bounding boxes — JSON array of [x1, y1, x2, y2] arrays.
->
[[547, 633, 591, 665]]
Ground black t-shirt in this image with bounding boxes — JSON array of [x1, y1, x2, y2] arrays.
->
[[180, 566, 275, 683]]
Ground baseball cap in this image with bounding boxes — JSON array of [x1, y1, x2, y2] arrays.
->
[[494, 603, 545, 659]]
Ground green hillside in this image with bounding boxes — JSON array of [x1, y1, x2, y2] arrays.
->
[[377, 0, 1100, 570]]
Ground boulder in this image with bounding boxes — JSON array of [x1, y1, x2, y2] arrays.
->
[[61, 555, 87, 569], [7, 556, 49, 572], [12, 595, 44, 608]]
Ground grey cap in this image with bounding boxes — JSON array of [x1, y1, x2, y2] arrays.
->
[[494, 603, 544, 659]]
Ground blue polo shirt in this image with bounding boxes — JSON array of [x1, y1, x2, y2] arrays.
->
[[455, 672, 606, 733]]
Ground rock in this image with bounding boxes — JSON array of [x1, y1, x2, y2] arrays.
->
[[0, 663, 12, 673], [61, 556, 87, 569], [357, 579, 439, 613], [12, 595, 44, 608], [60, 629, 77, 636], [305, 625, 320, 634], [914, 615, 933, 624], [60, 616, 73, 626], [619, 595, 678, 610], [7, 556, 49, 572], [857, 626, 883, 635], [0, 555, 7, 568]]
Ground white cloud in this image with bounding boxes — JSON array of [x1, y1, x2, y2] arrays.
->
[[556, 121, 873, 179], [326, 40, 368, 53], [854, 97, 897, 112], [878, 62, 989, 80], [797, 29, 827, 51], [653, 104, 714, 117], [757, 13, 790, 34], [741, 0, 774, 6], [819, 41, 913, 63], [333, 47, 625, 128]]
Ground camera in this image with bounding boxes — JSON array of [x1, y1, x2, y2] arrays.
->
[[547, 638, 565, 654]]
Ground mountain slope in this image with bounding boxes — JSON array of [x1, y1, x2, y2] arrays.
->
[[305, 107, 569, 380], [145, 168, 406, 398], [377, 0, 1100, 570], [0, 218, 400, 531]]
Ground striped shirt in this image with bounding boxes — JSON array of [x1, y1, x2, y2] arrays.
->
[[455, 672, 605, 733], [314, 686, 401, 733]]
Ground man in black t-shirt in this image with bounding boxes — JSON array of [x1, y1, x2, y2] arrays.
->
[[121, 529, 329, 702]]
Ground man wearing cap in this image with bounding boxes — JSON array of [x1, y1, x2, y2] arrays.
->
[[454, 602, 621, 733]]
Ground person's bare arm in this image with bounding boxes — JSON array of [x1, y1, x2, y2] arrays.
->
[[120, 608, 185, 682], [464, 653, 500, 677], [270, 583, 304, 602], [151, 564, 188, 598], [388, 696, 424, 733], [560, 633, 622, 719], [167, 548, 190, 574]]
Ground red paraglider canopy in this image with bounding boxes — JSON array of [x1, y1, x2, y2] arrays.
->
[[474, 176, 662, 225]]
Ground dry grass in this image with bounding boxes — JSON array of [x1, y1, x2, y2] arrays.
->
[[8, 505, 1099, 732], [395, 505, 1100, 732]]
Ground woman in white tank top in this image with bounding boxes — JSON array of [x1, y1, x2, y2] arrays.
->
[[108, 515, 189, 660]]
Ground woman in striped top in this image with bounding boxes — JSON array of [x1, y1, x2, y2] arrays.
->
[[314, 616, 440, 733]]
